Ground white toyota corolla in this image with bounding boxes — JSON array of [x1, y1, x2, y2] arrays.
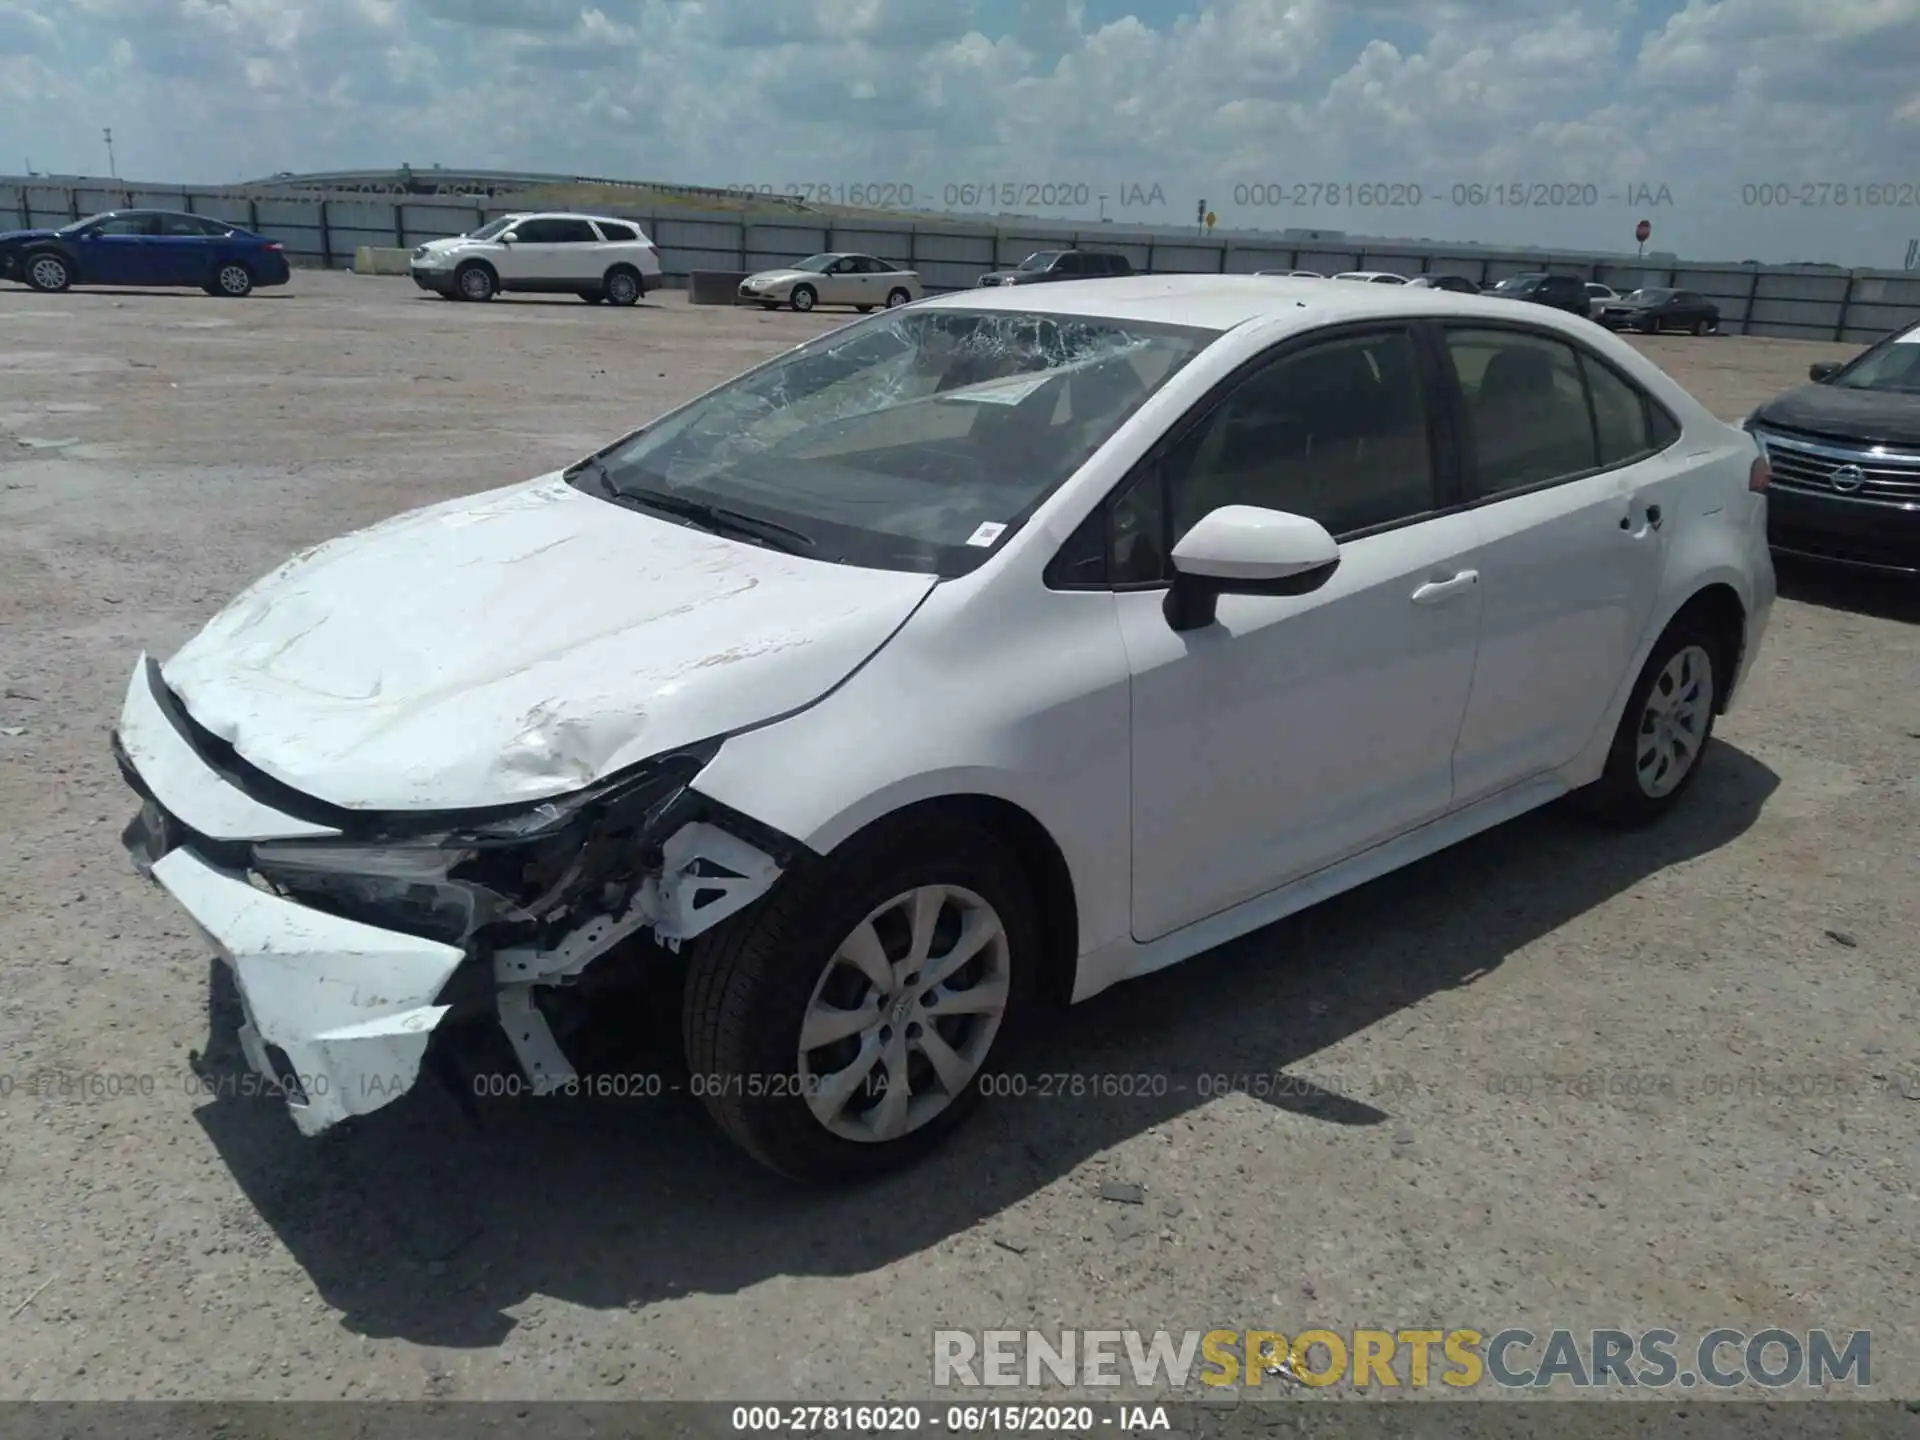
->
[[115, 275, 1774, 1180]]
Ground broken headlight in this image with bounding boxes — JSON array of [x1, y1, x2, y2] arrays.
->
[[249, 742, 719, 945]]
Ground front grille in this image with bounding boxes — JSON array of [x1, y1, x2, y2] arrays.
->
[[1753, 430, 1920, 503]]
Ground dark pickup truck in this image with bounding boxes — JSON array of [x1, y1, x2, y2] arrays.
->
[[976, 249, 1134, 287]]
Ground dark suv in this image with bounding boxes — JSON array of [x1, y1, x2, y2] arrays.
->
[[976, 250, 1133, 287], [1486, 272, 1592, 317]]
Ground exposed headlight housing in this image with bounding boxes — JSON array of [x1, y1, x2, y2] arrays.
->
[[249, 741, 719, 945]]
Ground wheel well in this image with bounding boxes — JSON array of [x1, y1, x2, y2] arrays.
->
[[605, 262, 639, 277], [839, 795, 1080, 1010], [1666, 583, 1746, 712], [455, 258, 496, 278]]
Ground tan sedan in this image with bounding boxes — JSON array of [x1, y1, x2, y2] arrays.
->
[[737, 253, 922, 312]]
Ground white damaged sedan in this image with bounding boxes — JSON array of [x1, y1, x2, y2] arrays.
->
[[116, 275, 1773, 1179]]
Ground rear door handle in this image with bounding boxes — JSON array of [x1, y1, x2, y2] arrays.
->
[[1411, 569, 1479, 605], [1645, 504, 1663, 530]]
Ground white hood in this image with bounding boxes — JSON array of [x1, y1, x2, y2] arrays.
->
[[746, 269, 813, 286], [160, 474, 936, 812]]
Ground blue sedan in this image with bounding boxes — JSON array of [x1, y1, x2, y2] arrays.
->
[[0, 209, 292, 297]]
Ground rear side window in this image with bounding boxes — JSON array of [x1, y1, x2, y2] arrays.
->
[[595, 220, 638, 242], [1442, 328, 1597, 497], [1581, 354, 1656, 466], [550, 219, 598, 243]]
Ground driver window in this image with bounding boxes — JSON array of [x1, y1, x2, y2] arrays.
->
[[1162, 328, 1437, 551], [91, 215, 154, 237]]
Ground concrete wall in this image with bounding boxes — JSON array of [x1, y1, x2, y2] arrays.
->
[[7, 178, 1918, 344]]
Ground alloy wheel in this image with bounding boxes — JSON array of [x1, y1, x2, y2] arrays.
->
[[29, 256, 68, 291], [797, 884, 1011, 1143], [1635, 644, 1714, 798]]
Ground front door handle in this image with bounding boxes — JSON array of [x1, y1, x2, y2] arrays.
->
[[1411, 569, 1479, 605], [1645, 504, 1663, 530]]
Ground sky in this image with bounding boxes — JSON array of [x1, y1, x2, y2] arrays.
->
[[4, 0, 1920, 267]]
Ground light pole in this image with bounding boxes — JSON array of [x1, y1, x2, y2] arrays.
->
[[103, 128, 116, 178], [1098, 193, 1108, 221]]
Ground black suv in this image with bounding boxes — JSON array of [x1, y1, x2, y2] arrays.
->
[[1486, 272, 1592, 317], [1745, 326, 1920, 574], [977, 250, 1133, 287]]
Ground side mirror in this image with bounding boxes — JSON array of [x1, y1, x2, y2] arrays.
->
[[1163, 505, 1341, 633], [500, 232, 517, 244], [1808, 361, 1841, 383]]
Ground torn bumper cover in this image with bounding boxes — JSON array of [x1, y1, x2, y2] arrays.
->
[[113, 653, 787, 1134]]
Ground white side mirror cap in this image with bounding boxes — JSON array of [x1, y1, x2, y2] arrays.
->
[[1171, 505, 1338, 583]]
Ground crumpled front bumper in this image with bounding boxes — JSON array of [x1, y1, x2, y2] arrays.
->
[[114, 653, 464, 1133], [112, 651, 787, 1136], [147, 842, 463, 1135]]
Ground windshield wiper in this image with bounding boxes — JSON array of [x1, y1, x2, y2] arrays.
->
[[573, 460, 816, 555]]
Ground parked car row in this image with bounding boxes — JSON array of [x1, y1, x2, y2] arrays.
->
[[0, 213, 1733, 342]]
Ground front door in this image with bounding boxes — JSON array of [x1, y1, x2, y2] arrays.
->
[[1120, 325, 1486, 941], [73, 212, 159, 285], [1433, 324, 1674, 804]]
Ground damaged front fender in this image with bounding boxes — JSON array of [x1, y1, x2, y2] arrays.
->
[[491, 819, 784, 1092]]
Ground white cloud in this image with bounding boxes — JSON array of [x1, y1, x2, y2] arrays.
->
[[3, 0, 1915, 265]]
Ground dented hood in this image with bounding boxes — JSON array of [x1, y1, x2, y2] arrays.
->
[[161, 474, 936, 811]]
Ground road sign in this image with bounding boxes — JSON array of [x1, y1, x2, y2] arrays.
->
[[1906, 238, 1918, 270], [1197, 199, 1206, 222], [1205, 211, 1216, 231], [1635, 219, 1652, 243]]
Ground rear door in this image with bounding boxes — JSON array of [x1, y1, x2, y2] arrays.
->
[[546, 217, 603, 282], [1434, 322, 1678, 804], [149, 212, 222, 285]]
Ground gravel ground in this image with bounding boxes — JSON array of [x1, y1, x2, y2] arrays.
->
[[0, 272, 1915, 1404]]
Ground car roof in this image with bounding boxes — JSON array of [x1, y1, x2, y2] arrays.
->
[[915, 272, 1611, 335]]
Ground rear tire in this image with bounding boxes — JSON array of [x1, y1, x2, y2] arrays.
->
[[604, 267, 641, 306], [1692, 318, 1709, 336], [211, 261, 253, 297], [454, 262, 496, 302], [1571, 619, 1722, 828], [682, 813, 1039, 1181], [24, 250, 72, 293]]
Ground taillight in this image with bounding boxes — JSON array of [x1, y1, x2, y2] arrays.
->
[[1749, 454, 1769, 492], [266, 242, 283, 251]]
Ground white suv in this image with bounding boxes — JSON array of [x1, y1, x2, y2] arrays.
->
[[409, 212, 664, 305]]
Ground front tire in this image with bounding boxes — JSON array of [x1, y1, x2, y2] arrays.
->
[[886, 287, 913, 308], [790, 284, 817, 312], [454, 262, 496, 302], [682, 814, 1038, 1181], [579, 291, 605, 304], [24, 250, 72, 293], [1572, 620, 1721, 827]]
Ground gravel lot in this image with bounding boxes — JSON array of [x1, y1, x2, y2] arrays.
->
[[0, 271, 1915, 1404]]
